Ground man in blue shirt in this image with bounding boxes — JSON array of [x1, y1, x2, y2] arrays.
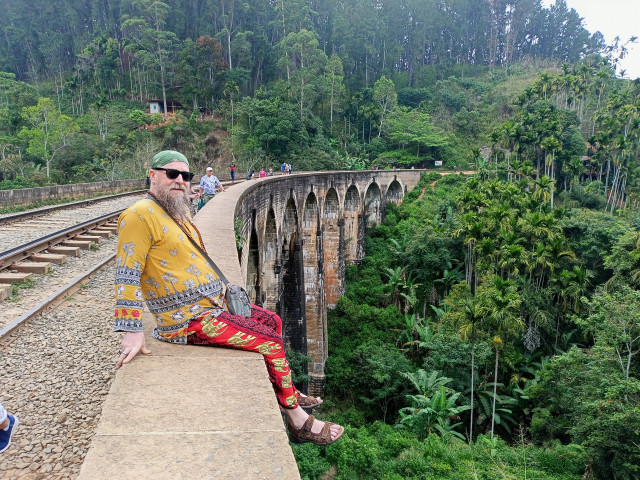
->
[[199, 166, 225, 209]]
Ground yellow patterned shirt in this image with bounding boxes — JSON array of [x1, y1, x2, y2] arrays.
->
[[114, 197, 226, 343]]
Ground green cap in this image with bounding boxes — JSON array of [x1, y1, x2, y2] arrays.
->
[[151, 150, 189, 168]]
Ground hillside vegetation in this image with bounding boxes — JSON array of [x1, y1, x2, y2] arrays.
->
[[299, 171, 640, 480], [1, 0, 638, 197], [2, 3, 640, 477]]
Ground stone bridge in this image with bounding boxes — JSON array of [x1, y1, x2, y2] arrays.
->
[[210, 170, 425, 394], [78, 169, 427, 479]]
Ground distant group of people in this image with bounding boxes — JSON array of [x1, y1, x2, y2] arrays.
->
[[281, 162, 293, 175], [190, 162, 283, 201], [246, 167, 276, 180]]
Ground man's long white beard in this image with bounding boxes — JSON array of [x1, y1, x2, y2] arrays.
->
[[155, 185, 192, 222]]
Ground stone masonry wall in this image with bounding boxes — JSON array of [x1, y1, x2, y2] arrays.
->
[[231, 170, 424, 395], [0, 179, 147, 207]]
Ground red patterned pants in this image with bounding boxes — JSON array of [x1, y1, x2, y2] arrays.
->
[[187, 305, 299, 409]]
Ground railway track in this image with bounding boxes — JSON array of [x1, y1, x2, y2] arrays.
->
[[0, 211, 121, 269], [0, 197, 131, 478], [0, 212, 120, 339], [0, 192, 147, 331], [0, 192, 147, 250], [0, 189, 146, 226]]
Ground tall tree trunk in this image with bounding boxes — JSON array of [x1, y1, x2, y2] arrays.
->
[[160, 63, 168, 118], [550, 155, 555, 208], [604, 159, 611, 205], [227, 30, 232, 70], [490, 344, 499, 439], [469, 340, 476, 441]]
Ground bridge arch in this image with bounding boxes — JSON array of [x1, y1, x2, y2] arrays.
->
[[322, 188, 343, 308], [343, 184, 361, 264], [364, 181, 382, 226], [386, 179, 404, 204], [262, 208, 279, 312], [246, 226, 261, 306], [279, 196, 305, 354], [224, 170, 425, 394], [301, 192, 326, 390]]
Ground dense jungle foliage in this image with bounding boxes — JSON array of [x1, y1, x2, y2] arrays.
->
[[0, 0, 638, 197], [292, 171, 640, 480], [1, 0, 639, 478]]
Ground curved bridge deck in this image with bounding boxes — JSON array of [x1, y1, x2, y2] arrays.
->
[[79, 170, 427, 479]]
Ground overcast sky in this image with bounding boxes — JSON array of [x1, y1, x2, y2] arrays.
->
[[542, 0, 639, 79]]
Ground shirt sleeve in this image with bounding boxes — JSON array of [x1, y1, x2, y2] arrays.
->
[[114, 208, 152, 333]]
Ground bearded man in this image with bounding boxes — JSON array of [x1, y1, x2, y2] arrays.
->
[[113, 150, 343, 446]]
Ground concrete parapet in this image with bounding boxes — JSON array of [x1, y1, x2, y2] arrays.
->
[[79, 318, 300, 480]]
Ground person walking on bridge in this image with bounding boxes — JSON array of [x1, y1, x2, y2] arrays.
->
[[198, 166, 224, 209], [113, 150, 343, 446]]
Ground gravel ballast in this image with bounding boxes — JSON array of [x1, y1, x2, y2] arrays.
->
[[0, 197, 140, 478], [0, 263, 121, 479], [0, 195, 145, 251]]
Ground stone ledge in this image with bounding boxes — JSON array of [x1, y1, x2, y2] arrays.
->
[[78, 316, 300, 480], [80, 181, 301, 480]]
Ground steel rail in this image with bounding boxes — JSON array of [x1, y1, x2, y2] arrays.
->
[[0, 210, 123, 269], [0, 253, 117, 341], [0, 189, 146, 225]]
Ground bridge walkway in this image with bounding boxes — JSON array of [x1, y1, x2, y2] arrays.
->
[[78, 178, 301, 479]]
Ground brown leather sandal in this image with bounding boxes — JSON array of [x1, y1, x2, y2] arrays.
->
[[298, 395, 323, 409], [287, 414, 344, 446]]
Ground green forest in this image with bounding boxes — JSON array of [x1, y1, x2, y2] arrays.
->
[[301, 170, 640, 479], [1, 0, 638, 190], [1, 1, 640, 478]]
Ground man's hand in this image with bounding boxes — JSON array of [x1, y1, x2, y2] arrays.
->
[[116, 331, 151, 368]]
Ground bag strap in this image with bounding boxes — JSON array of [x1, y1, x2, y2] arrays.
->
[[146, 193, 230, 286]]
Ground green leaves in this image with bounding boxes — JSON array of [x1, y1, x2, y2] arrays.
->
[[18, 98, 78, 178], [386, 106, 449, 158], [399, 371, 471, 440]]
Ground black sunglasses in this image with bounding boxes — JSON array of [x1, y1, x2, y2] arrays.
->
[[153, 167, 195, 182]]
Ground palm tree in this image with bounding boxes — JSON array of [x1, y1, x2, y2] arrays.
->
[[459, 297, 480, 441], [532, 175, 554, 210], [566, 156, 586, 189], [453, 211, 483, 293], [477, 276, 523, 439], [399, 370, 470, 440], [383, 266, 405, 310]]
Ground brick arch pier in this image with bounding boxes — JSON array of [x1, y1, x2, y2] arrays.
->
[[209, 170, 425, 395]]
